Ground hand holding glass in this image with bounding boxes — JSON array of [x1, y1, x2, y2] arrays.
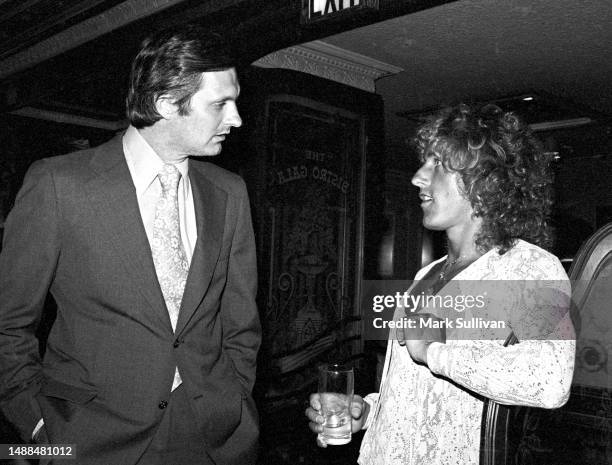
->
[[317, 363, 354, 445]]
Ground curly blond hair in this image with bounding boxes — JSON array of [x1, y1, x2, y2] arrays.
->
[[415, 103, 554, 254]]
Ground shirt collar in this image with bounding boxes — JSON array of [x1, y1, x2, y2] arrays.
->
[[123, 125, 189, 197]]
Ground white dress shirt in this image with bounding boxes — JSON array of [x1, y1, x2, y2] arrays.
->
[[122, 125, 197, 261]]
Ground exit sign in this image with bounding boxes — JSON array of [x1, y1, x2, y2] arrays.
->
[[302, 0, 379, 23]]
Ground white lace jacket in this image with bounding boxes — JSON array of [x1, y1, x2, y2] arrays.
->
[[358, 240, 576, 465]]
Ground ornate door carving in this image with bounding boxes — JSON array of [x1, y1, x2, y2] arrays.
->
[[260, 95, 365, 392]]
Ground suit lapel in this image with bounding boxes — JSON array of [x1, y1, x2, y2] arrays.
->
[[175, 164, 226, 335], [85, 136, 171, 330]]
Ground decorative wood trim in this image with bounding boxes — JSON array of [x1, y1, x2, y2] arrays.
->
[[253, 40, 403, 93]]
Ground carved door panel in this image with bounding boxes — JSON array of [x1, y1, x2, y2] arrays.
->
[[260, 95, 365, 388], [216, 67, 384, 463]]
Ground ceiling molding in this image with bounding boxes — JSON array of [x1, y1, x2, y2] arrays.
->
[[0, 0, 41, 23], [0, 0, 115, 60], [10, 106, 127, 131], [0, 0, 190, 80], [253, 40, 403, 93], [529, 118, 593, 132]]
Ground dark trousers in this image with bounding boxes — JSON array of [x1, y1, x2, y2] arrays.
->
[[137, 385, 213, 465]]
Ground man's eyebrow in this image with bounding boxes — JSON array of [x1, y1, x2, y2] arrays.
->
[[211, 96, 234, 103], [214, 90, 240, 102]]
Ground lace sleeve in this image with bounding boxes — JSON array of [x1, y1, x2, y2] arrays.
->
[[362, 393, 380, 430], [428, 275, 576, 408], [428, 332, 575, 408]]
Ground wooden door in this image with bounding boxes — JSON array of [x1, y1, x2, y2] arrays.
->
[[219, 66, 384, 463]]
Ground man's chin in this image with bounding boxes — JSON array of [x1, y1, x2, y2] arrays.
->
[[192, 144, 223, 157]]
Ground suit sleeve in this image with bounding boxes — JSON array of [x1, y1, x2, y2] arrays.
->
[[0, 159, 60, 440], [220, 179, 261, 394]]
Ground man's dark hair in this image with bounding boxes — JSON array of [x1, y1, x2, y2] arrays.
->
[[126, 25, 236, 128]]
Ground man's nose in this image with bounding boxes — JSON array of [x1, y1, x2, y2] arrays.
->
[[411, 165, 429, 187], [226, 104, 242, 128]]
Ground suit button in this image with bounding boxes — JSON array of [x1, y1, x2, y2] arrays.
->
[[158, 400, 168, 409], [173, 339, 180, 348]]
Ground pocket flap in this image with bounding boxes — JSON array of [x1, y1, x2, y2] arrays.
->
[[40, 378, 97, 404]]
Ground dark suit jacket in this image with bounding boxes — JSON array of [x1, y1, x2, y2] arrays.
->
[[0, 135, 261, 464]]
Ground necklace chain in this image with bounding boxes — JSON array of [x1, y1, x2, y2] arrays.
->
[[438, 255, 470, 281]]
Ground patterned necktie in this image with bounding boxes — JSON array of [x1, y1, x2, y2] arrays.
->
[[151, 163, 188, 390]]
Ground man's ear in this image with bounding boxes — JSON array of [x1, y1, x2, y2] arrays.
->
[[155, 95, 178, 119]]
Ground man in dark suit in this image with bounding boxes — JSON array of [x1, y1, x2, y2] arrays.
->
[[0, 26, 260, 465]]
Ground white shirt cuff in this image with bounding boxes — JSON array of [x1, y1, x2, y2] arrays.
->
[[32, 418, 44, 440]]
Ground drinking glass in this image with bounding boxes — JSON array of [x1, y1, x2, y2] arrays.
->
[[317, 363, 354, 445]]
